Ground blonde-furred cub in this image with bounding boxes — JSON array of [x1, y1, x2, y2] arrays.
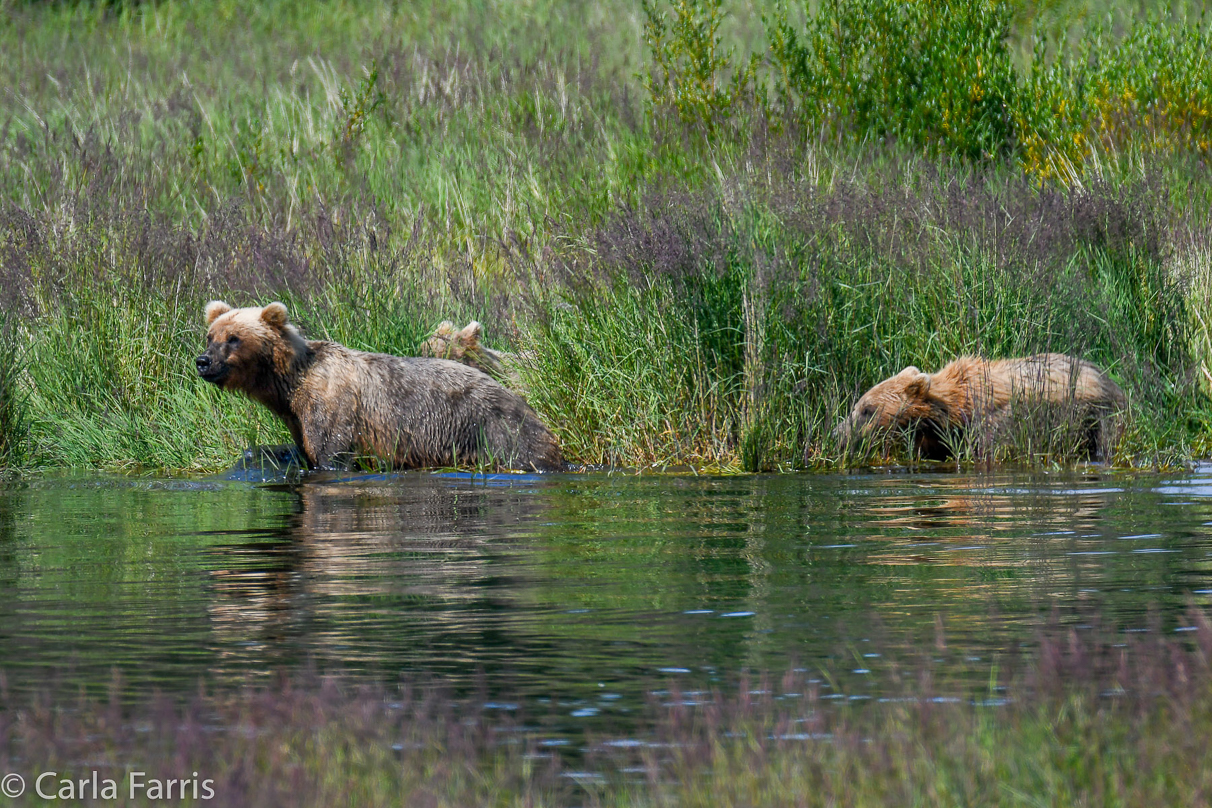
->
[[420, 320, 515, 384], [195, 301, 563, 471], [834, 353, 1126, 459]]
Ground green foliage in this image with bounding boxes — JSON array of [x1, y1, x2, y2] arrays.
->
[[524, 277, 748, 469], [19, 276, 280, 471], [643, 0, 1212, 172], [1015, 14, 1212, 179], [334, 60, 386, 167], [0, 315, 29, 468], [641, 0, 761, 132], [10, 227, 454, 471], [767, 0, 1018, 159], [520, 165, 1201, 469], [8, 621, 1212, 807]]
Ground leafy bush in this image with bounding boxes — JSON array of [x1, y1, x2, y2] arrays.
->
[[641, 0, 761, 133], [645, 0, 1212, 173], [767, 0, 1018, 160], [1016, 15, 1212, 179]]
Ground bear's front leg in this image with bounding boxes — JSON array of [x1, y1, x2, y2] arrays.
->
[[278, 417, 314, 470], [296, 401, 358, 471]]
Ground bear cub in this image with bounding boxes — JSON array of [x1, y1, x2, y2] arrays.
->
[[834, 353, 1126, 460], [419, 320, 516, 384], [196, 301, 563, 471]]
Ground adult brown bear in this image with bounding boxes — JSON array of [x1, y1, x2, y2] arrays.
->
[[196, 301, 563, 471], [834, 353, 1126, 460]]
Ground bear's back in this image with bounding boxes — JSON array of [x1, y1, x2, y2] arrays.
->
[[303, 342, 562, 471], [985, 353, 1125, 408]]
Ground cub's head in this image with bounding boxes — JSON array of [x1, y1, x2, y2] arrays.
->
[[196, 301, 305, 391], [421, 320, 483, 362], [834, 366, 936, 450]]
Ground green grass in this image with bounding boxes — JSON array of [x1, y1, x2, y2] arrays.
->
[[0, 314, 27, 469], [0, 0, 1210, 472]]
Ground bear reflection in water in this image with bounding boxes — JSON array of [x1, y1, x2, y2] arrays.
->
[[203, 475, 555, 667], [222, 444, 307, 481]]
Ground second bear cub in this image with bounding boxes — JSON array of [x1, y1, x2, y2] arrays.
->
[[196, 301, 563, 471], [834, 353, 1126, 460]]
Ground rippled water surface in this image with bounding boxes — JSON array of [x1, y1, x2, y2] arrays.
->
[[3, 467, 1212, 728]]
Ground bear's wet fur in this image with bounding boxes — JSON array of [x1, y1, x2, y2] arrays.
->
[[834, 353, 1127, 460], [196, 301, 563, 472]]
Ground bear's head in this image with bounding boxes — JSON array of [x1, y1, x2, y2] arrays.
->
[[196, 301, 307, 392], [833, 365, 937, 451], [421, 320, 483, 362]]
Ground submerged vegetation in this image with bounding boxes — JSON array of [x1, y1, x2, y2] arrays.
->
[[0, 0, 1210, 471], [4, 609, 1212, 806]]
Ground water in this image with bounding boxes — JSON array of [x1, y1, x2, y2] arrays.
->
[[2, 466, 1212, 730]]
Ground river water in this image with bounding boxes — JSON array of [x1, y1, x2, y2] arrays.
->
[[2, 466, 1211, 731]]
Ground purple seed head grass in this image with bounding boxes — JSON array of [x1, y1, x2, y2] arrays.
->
[[6, 608, 1212, 806]]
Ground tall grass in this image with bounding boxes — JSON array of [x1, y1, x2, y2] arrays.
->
[[0, 314, 27, 470], [0, 0, 1209, 471], [523, 159, 1204, 468]]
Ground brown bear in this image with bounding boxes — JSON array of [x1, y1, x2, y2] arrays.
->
[[419, 320, 516, 384], [834, 353, 1126, 460], [196, 301, 563, 472]]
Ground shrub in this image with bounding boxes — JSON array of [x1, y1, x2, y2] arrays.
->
[[767, 0, 1018, 160]]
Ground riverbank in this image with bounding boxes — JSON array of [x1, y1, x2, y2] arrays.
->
[[1, 0, 1210, 473]]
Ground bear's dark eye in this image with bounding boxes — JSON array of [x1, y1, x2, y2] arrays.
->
[[860, 405, 875, 420], [226, 335, 241, 348]]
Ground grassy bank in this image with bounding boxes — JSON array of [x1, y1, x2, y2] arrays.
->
[[0, 0, 1210, 471], [3, 610, 1212, 806]]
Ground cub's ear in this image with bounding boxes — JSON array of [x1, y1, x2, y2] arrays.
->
[[260, 302, 289, 329], [459, 321, 483, 344], [903, 372, 932, 398], [898, 365, 921, 377], [205, 300, 233, 326]]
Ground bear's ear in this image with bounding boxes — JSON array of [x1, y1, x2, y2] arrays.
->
[[903, 372, 932, 399], [898, 365, 921, 377], [260, 302, 289, 329], [205, 300, 233, 326], [459, 321, 483, 344]]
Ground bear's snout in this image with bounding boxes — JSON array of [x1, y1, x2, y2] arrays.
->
[[196, 353, 229, 384]]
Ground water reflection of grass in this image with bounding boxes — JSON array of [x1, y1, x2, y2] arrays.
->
[[5, 472, 1204, 702], [4, 611, 1210, 807]]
